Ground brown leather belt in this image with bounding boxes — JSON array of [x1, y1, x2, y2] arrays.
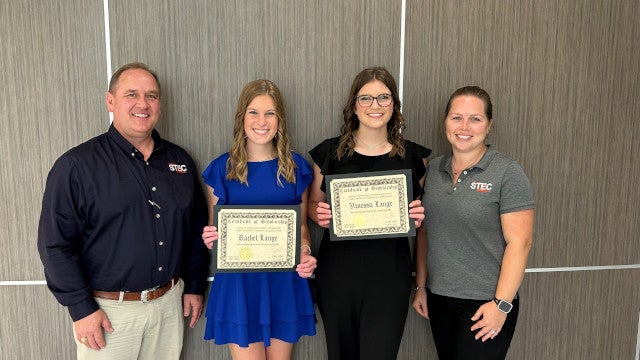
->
[[93, 276, 180, 303]]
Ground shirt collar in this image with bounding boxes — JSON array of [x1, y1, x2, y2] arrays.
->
[[107, 124, 164, 156], [439, 147, 496, 173]]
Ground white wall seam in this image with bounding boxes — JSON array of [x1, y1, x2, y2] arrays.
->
[[398, 0, 407, 108], [103, 0, 113, 123]]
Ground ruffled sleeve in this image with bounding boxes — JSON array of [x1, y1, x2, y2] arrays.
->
[[308, 137, 339, 176], [415, 142, 432, 159], [201, 153, 230, 205], [406, 140, 431, 181], [292, 152, 313, 200]]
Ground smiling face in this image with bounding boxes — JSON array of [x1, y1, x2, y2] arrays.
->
[[445, 95, 492, 154], [106, 68, 160, 142], [243, 94, 278, 148], [354, 80, 393, 131]]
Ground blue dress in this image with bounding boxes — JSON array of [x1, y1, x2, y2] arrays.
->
[[202, 152, 316, 347]]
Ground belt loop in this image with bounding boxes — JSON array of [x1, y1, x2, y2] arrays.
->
[[118, 291, 124, 304]]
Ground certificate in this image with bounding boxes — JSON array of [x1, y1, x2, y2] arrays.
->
[[325, 169, 414, 241], [212, 205, 301, 273]]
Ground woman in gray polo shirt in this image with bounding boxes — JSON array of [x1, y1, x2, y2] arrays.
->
[[412, 86, 535, 359]]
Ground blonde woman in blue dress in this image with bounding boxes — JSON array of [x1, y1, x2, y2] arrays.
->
[[201, 80, 317, 359]]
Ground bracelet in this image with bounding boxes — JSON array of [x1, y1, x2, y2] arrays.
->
[[413, 285, 426, 291], [301, 244, 311, 256]]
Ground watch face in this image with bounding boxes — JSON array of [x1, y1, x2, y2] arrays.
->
[[497, 300, 513, 313]]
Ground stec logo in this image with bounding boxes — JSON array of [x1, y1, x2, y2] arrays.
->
[[470, 180, 492, 192], [168, 163, 188, 174]]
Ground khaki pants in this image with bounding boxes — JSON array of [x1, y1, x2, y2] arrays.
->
[[74, 280, 184, 360]]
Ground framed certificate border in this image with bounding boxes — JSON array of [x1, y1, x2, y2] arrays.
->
[[325, 169, 414, 241], [212, 205, 301, 273]]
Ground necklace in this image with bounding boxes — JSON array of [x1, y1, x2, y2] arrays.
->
[[247, 149, 276, 162], [451, 147, 487, 176], [357, 137, 387, 150]]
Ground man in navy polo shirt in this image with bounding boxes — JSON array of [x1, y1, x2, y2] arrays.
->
[[38, 62, 209, 359]]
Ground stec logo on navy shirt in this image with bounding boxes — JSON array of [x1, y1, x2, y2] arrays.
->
[[168, 163, 188, 174]]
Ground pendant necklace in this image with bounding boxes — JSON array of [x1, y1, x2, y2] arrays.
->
[[452, 147, 487, 177], [357, 137, 387, 150]]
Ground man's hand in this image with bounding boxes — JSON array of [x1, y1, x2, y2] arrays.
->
[[183, 294, 204, 328], [74, 309, 113, 350]]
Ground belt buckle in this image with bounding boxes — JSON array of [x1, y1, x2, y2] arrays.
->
[[140, 289, 150, 303], [140, 284, 160, 303]]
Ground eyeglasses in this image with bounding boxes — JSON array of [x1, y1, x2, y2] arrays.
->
[[355, 94, 393, 107]]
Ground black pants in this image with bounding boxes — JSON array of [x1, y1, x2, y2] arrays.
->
[[315, 238, 412, 360], [427, 289, 519, 360]]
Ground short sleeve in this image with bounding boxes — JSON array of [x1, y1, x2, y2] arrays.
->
[[415, 143, 432, 159], [292, 152, 313, 199], [499, 161, 535, 214], [201, 153, 230, 205], [308, 137, 338, 176], [406, 141, 431, 181]]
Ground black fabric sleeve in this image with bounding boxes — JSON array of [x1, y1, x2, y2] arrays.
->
[[37, 155, 100, 321], [181, 158, 210, 296], [308, 137, 339, 176]]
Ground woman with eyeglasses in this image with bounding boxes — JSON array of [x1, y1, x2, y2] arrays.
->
[[308, 67, 431, 359]]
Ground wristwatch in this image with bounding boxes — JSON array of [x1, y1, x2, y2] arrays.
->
[[493, 298, 513, 314]]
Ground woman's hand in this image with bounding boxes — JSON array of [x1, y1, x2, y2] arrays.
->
[[316, 202, 332, 228], [296, 253, 317, 278], [470, 301, 507, 342], [408, 199, 425, 227], [202, 225, 218, 249], [411, 288, 429, 319]]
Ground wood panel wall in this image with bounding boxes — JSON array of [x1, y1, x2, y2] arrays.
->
[[1, 1, 638, 359]]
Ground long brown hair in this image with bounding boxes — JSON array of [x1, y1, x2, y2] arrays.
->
[[337, 67, 406, 160], [227, 80, 296, 186]]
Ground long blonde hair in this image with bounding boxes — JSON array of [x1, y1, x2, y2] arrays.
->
[[227, 79, 296, 186]]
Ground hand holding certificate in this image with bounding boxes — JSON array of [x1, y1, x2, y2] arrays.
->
[[325, 169, 415, 241], [212, 205, 301, 272]]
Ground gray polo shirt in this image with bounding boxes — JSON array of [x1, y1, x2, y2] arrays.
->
[[423, 149, 534, 300]]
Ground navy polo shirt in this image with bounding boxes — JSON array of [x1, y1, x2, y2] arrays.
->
[[38, 125, 209, 321]]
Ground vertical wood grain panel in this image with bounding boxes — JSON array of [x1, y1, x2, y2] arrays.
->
[[108, 0, 402, 174], [0, 286, 76, 360], [0, 0, 106, 358], [0, 1, 106, 278], [511, 269, 640, 359], [404, 0, 640, 268], [404, 1, 640, 359]]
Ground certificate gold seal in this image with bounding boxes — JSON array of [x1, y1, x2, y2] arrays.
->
[[353, 214, 366, 228], [239, 247, 253, 260]]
